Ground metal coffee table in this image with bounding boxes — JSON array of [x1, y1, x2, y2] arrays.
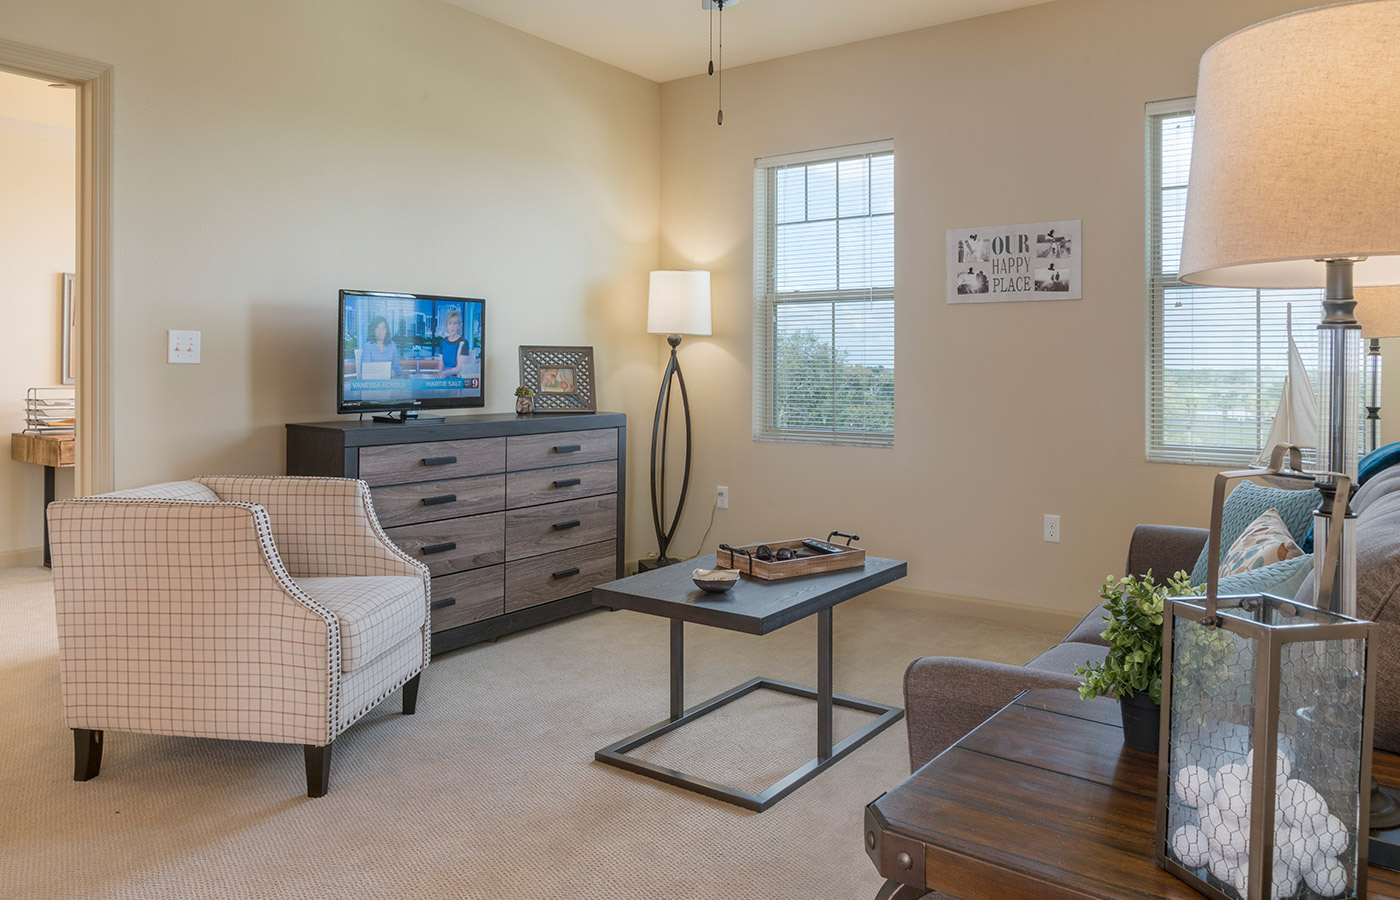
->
[[592, 553, 907, 811]]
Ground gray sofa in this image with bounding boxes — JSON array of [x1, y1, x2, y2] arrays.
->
[[903, 464, 1400, 773]]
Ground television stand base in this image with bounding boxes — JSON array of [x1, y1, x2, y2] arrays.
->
[[370, 411, 445, 424]]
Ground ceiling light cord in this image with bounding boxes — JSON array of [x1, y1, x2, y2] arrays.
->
[[717, 0, 724, 125], [708, 5, 714, 76]]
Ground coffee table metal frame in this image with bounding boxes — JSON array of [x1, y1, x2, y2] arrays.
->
[[593, 557, 906, 812]]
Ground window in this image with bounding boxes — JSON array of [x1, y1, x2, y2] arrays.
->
[[1147, 99, 1325, 465], [753, 141, 894, 447]]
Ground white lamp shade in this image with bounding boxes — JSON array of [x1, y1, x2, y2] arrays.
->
[[1355, 287, 1400, 339], [647, 270, 712, 336], [1178, 0, 1400, 289]]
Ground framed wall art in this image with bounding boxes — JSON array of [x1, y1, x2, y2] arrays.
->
[[518, 345, 596, 413]]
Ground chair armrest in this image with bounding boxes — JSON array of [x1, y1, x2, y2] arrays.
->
[[47, 497, 341, 744], [197, 476, 429, 583], [1124, 524, 1208, 581], [903, 656, 1082, 772]]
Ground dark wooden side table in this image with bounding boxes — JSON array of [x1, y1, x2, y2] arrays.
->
[[11, 432, 74, 568], [593, 554, 907, 811], [864, 689, 1400, 900]]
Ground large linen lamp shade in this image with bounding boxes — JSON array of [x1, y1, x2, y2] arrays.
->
[[1178, 0, 1400, 290], [647, 271, 712, 336], [1356, 288, 1400, 340]]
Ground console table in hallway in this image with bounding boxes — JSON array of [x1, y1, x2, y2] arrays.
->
[[11, 432, 74, 568]]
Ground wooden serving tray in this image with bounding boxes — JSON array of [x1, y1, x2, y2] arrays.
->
[[716, 538, 866, 581]]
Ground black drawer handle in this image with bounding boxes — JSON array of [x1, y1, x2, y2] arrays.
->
[[552, 519, 581, 531], [553, 444, 581, 454], [552, 567, 580, 579], [422, 456, 457, 467], [430, 597, 457, 610], [421, 541, 457, 555], [553, 477, 582, 488], [421, 494, 457, 506]]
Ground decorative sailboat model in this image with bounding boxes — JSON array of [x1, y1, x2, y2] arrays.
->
[[1254, 303, 1320, 467]]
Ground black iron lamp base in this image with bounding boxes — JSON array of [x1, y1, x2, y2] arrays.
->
[[638, 556, 682, 572]]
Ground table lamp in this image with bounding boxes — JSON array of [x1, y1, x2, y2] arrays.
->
[[1354, 287, 1400, 454], [645, 270, 711, 569], [1178, 0, 1400, 620]]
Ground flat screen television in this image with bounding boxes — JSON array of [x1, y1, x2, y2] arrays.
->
[[338, 289, 485, 419]]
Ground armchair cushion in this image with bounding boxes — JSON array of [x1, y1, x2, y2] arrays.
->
[[298, 576, 425, 673], [97, 480, 221, 502]]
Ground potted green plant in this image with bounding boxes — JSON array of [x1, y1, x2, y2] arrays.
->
[[514, 385, 534, 415], [1076, 569, 1201, 753]]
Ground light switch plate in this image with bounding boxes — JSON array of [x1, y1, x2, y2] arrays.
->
[[168, 330, 200, 364]]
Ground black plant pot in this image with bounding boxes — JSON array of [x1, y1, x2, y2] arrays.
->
[[1119, 691, 1161, 753]]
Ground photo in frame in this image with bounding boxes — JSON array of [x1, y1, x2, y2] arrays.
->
[[518, 346, 596, 413], [61, 273, 75, 385]]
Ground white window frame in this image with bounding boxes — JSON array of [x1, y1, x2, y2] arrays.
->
[[1145, 98, 1329, 466], [752, 140, 895, 448]]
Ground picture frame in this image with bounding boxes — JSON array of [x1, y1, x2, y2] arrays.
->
[[61, 273, 76, 385], [518, 345, 596, 413]]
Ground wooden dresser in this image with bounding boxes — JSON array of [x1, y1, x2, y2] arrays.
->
[[286, 412, 625, 654]]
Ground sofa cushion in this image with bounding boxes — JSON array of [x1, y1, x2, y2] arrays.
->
[[95, 481, 221, 502], [1027, 641, 1108, 676], [295, 576, 425, 672], [1064, 603, 1110, 647], [1218, 508, 1302, 577], [1190, 481, 1318, 586], [1217, 553, 1313, 598]]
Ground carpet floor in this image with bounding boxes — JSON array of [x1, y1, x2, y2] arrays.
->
[[0, 566, 1060, 900]]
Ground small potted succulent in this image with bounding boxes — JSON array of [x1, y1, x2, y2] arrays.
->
[[514, 385, 534, 415], [1076, 569, 1201, 753]]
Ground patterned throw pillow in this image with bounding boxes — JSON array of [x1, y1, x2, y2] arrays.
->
[[1219, 508, 1304, 577]]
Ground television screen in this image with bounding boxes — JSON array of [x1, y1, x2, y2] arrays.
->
[[338, 290, 485, 414]]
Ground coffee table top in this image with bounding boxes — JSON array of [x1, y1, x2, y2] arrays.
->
[[591, 554, 907, 635], [866, 690, 1400, 900]]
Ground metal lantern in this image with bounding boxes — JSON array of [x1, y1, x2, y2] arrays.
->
[[1156, 445, 1376, 900]]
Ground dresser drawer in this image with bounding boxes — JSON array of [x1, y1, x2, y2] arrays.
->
[[505, 541, 615, 613], [359, 437, 506, 486], [506, 428, 616, 472], [385, 512, 504, 576], [505, 494, 616, 561], [506, 460, 617, 509], [371, 474, 505, 527], [430, 566, 504, 632]]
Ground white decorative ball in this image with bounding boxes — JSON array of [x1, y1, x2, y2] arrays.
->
[[1215, 764, 1251, 819], [1278, 778, 1328, 825], [1271, 862, 1301, 898], [1276, 824, 1310, 869], [1303, 855, 1348, 897], [1172, 825, 1211, 868], [1207, 816, 1248, 859], [1208, 854, 1239, 888], [1246, 747, 1293, 781], [1174, 765, 1215, 808], [1314, 814, 1349, 856]]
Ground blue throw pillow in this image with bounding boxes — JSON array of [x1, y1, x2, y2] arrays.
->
[[1215, 553, 1313, 600], [1190, 481, 1320, 587], [1302, 441, 1400, 552]]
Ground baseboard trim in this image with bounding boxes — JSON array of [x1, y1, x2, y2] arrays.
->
[[856, 584, 1086, 635], [0, 547, 44, 570]]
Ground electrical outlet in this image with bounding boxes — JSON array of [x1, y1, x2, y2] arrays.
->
[[716, 485, 729, 509], [168, 330, 200, 364], [1044, 514, 1060, 543]]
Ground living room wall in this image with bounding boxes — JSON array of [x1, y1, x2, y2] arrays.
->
[[1, 0, 661, 547], [656, 0, 1327, 619], [0, 72, 75, 566]]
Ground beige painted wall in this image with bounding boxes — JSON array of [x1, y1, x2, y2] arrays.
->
[[0, 71, 75, 565], [656, 0, 1330, 615], [0, 0, 661, 548]]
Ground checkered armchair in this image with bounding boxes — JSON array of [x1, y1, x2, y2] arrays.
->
[[48, 476, 430, 798]]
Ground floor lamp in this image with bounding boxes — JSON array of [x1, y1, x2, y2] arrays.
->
[[1355, 288, 1400, 454], [1177, 0, 1400, 835], [644, 271, 711, 570]]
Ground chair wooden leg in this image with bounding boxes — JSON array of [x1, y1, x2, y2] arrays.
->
[[73, 728, 103, 781], [402, 673, 421, 715], [304, 742, 332, 798]]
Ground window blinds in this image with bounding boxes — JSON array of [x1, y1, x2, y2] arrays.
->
[[753, 141, 895, 447], [1146, 100, 1328, 465]]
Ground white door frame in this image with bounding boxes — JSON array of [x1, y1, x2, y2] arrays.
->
[[0, 39, 114, 494]]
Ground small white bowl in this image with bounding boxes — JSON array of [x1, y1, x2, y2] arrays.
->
[[692, 567, 740, 593]]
